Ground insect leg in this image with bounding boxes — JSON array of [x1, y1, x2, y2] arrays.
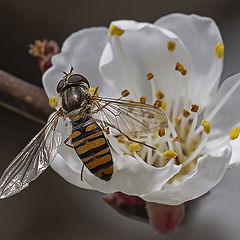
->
[[64, 136, 74, 148], [81, 165, 85, 181], [94, 119, 156, 150], [93, 87, 99, 96], [106, 138, 118, 154], [64, 136, 86, 180]]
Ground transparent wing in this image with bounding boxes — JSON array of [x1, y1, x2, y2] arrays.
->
[[91, 96, 168, 137], [0, 111, 61, 199]]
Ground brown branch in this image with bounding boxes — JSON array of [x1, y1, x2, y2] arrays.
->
[[0, 70, 54, 125]]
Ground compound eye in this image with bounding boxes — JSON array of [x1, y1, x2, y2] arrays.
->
[[68, 74, 90, 87], [56, 80, 64, 93], [68, 74, 82, 84]]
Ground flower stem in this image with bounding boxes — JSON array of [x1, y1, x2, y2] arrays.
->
[[0, 70, 54, 125]]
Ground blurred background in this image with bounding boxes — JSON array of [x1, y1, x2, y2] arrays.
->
[[0, 0, 240, 239]]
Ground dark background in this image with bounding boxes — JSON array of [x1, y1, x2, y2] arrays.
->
[[0, 1, 240, 239]]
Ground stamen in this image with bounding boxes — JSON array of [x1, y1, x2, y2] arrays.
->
[[183, 109, 190, 118], [175, 62, 187, 76], [104, 127, 110, 134], [146, 134, 153, 165], [163, 115, 185, 160], [173, 137, 179, 142], [109, 25, 125, 36], [121, 89, 130, 97], [49, 96, 58, 108], [154, 100, 162, 108], [162, 151, 177, 160], [140, 96, 147, 104], [167, 41, 176, 51], [201, 119, 211, 134], [158, 128, 165, 137], [181, 68, 187, 76], [161, 101, 167, 110], [156, 90, 165, 99], [118, 136, 125, 143], [175, 118, 181, 125], [89, 87, 99, 96], [182, 134, 209, 167], [215, 42, 224, 59], [147, 72, 154, 80], [229, 127, 240, 140], [128, 143, 141, 152], [191, 104, 199, 112], [185, 111, 198, 147], [147, 72, 159, 103]]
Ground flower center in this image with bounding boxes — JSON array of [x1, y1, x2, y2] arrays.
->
[[112, 68, 213, 182], [116, 99, 208, 170]]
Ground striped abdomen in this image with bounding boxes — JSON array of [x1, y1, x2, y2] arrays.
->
[[71, 119, 113, 181]]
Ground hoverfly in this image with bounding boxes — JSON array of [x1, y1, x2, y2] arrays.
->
[[0, 67, 168, 199]]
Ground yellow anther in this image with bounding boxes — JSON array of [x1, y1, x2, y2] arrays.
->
[[104, 127, 110, 134], [163, 151, 177, 160], [109, 25, 125, 36], [89, 87, 99, 96], [229, 127, 240, 140], [175, 62, 187, 76], [167, 41, 176, 51], [181, 68, 187, 76], [161, 101, 167, 110], [173, 136, 179, 142], [154, 100, 162, 108], [158, 128, 165, 137], [201, 119, 211, 134], [49, 96, 58, 108], [147, 72, 154, 80], [156, 90, 165, 99], [121, 89, 130, 97], [128, 143, 141, 152], [175, 118, 181, 125], [118, 136, 125, 143], [140, 96, 147, 104], [191, 104, 199, 112], [183, 109, 190, 118], [215, 42, 224, 59]]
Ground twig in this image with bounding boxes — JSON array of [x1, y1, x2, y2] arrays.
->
[[0, 70, 54, 125]]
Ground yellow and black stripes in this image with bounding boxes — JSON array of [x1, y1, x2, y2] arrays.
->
[[71, 119, 113, 181]]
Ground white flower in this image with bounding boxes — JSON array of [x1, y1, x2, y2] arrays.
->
[[43, 14, 240, 205]]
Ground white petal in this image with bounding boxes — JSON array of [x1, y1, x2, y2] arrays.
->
[[205, 73, 240, 141], [99, 20, 192, 103], [51, 154, 92, 189], [155, 14, 223, 107], [229, 140, 240, 168], [84, 154, 181, 195], [141, 145, 231, 205], [42, 27, 116, 97]]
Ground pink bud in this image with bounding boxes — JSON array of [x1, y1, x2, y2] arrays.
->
[[103, 192, 185, 234], [29, 39, 59, 72], [146, 202, 185, 234], [103, 192, 148, 222]]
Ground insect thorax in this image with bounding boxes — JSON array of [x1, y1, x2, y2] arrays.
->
[[61, 85, 91, 123]]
